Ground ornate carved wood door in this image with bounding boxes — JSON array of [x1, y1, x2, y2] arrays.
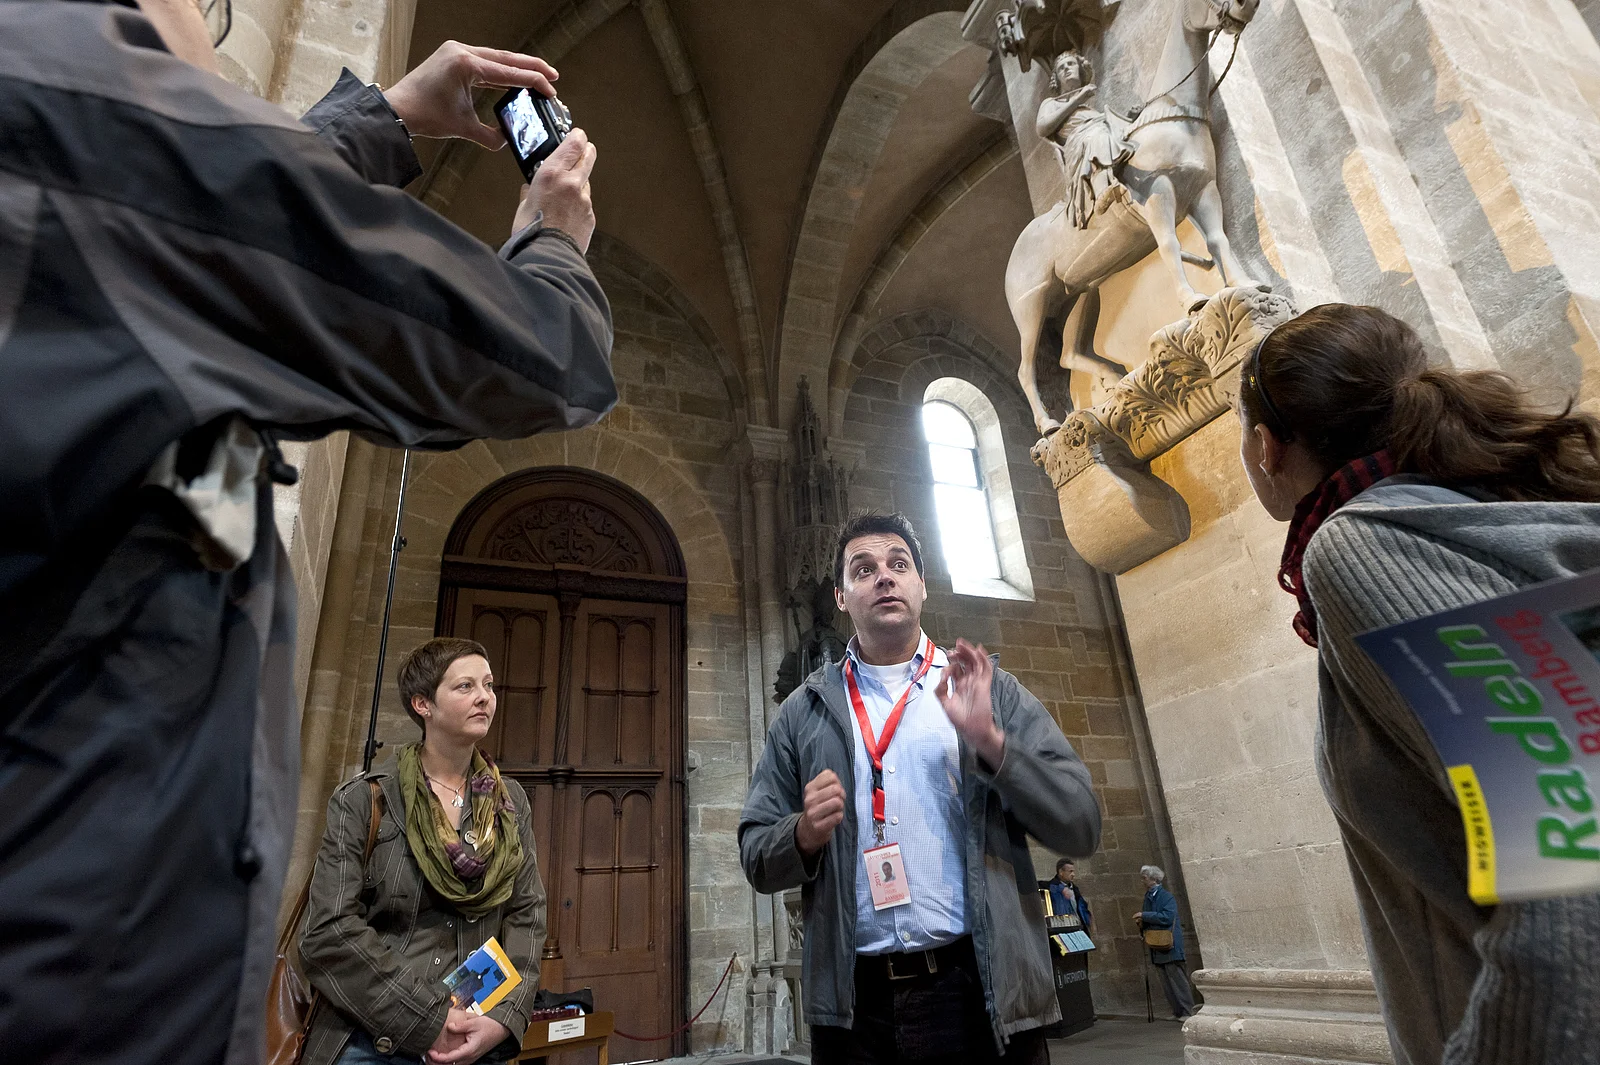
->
[[437, 470, 686, 1060]]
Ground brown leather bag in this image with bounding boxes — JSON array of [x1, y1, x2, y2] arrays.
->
[[1142, 928, 1175, 949], [265, 780, 382, 1065]]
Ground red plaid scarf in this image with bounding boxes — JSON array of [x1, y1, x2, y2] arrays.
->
[[1279, 450, 1396, 647]]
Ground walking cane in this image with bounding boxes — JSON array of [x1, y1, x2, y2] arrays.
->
[[1144, 950, 1154, 1023]]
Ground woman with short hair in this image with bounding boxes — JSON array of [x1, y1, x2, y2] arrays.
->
[[299, 637, 544, 1065], [1237, 303, 1600, 1065]]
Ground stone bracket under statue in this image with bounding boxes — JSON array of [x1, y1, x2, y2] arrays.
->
[[1031, 285, 1294, 573]]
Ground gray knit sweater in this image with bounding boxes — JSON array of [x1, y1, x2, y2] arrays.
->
[[1303, 479, 1600, 1065]]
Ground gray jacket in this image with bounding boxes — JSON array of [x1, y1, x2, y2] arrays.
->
[[1305, 480, 1600, 1065], [0, 6, 611, 1063], [739, 656, 1101, 1048]]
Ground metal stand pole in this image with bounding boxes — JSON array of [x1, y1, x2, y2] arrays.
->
[[362, 449, 411, 773]]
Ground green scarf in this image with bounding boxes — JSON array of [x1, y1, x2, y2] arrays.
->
[[397, 743, 523, 919]]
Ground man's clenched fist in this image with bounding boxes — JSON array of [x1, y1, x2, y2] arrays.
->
[[795, 769, 846, 856]]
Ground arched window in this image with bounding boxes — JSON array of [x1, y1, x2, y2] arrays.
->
[[921, 380, 1034, 601]]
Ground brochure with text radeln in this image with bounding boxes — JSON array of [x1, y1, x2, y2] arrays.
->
[[1356, 569, 1600, 904]]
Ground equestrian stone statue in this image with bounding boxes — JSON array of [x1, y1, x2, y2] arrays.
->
[[1006, 0, 1268, 435]]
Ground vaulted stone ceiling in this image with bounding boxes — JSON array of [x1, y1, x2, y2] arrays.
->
[[408, 0, 1035, 430]]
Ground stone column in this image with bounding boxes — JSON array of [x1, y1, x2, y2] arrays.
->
[[279, 436, 375, 926], [1315, 0, 1600, 398], [739, 424, 790, 1052], [745, 426, 790, 725], [227, 0, 417, 714], [215, 0, 292, 96]]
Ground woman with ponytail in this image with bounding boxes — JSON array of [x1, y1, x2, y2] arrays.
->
[[1238, 303, 1600, 1065]]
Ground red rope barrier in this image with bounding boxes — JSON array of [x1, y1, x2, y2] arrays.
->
[[611, 953, 740, 1043]]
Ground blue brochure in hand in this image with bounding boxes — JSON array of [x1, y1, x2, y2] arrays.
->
[[1356, 570, 1600, 904], [443, 936, 521, 1016]]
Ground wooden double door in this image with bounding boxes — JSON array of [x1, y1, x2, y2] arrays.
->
[[438, 471, 686, 1060]]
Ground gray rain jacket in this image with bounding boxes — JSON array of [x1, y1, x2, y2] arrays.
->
[[1305, 480, 1600, 1065], [0, 5, 613, 1064], [739, 656, 1102, 1049]]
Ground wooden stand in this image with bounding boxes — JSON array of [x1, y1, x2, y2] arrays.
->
[[514, 1010, 613, 1064]]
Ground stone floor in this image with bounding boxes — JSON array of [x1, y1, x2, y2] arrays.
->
[[643, 1018, 1185, 1065], [1047, 1017, 1185, 1063]]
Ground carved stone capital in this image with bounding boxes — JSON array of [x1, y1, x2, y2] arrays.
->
[[1035, 419, 1191, 572], [749, 456, 782, 484], [1032, 287, 1295, 573], [744, 425, 787, 484], [1088, 285, 1295, 468]]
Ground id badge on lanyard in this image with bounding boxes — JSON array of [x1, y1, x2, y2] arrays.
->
[[845, 639, 935, 909]]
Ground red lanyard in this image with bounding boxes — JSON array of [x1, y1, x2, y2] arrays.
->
[[844, 638, 936, 841]]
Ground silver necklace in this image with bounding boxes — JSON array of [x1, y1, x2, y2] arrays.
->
[[429, 774, 466, 808]]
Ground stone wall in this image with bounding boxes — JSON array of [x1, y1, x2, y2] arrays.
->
[[839, 312, 1184, 1015]]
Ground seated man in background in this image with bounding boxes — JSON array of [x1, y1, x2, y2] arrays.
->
[[0, 1, 612, 1062], [740, 512, 1102, 1064]]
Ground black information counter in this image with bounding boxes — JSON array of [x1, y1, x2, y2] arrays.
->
[[1037, 884, 1095, 1037]]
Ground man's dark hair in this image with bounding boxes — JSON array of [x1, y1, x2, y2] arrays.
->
[[1056, 858, 1074, 873], [397, 636, 490, 735], [833, 512, 925, 588]]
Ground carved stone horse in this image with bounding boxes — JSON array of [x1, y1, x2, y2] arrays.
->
[[1006, 0, 1265, 435]]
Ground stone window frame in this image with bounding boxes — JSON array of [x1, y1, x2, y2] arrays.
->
[[923, 377, 1035, 602]]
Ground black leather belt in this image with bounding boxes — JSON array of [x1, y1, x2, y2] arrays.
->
[[862, 936, 973, 982]]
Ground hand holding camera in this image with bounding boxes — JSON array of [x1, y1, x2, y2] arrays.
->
[[513, 129, 598, 254], [384, 42, 558, 148], [381, 41, 596, 253]]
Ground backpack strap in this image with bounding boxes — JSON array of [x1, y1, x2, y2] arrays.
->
[[363, 778, 383, 864], [274, 777, 385, 955]]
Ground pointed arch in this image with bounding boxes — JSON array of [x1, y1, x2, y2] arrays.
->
[[774, 1, 979, 430]]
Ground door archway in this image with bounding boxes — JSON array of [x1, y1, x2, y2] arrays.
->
[[438, 467, 687, 1060]]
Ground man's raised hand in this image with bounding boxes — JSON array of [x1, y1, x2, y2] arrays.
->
[[385, 41, 559, 147], [795, 769, 846, 856], [936, 639, 1006, 768]]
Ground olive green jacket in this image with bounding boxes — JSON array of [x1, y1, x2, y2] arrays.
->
[[299, 761, 545, 1064]]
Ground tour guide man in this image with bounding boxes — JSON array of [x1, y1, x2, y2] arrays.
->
[[740, 513, 1102, 1062]]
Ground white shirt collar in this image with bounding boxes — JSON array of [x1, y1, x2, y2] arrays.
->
[[844, 631, 945, 680]]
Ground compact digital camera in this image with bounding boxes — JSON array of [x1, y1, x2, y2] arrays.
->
[[494, 87, 573, 182]]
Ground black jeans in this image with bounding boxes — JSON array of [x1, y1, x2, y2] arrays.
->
[[812, 938, 1051, 1065]]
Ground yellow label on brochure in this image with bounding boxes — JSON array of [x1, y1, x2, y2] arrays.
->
[[1449, 764, 1498, 905]]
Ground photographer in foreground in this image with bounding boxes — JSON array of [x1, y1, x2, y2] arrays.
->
[[0, 2, 613, 1063]]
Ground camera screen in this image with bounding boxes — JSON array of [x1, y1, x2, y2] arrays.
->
[[503, 89, 549, 160]]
